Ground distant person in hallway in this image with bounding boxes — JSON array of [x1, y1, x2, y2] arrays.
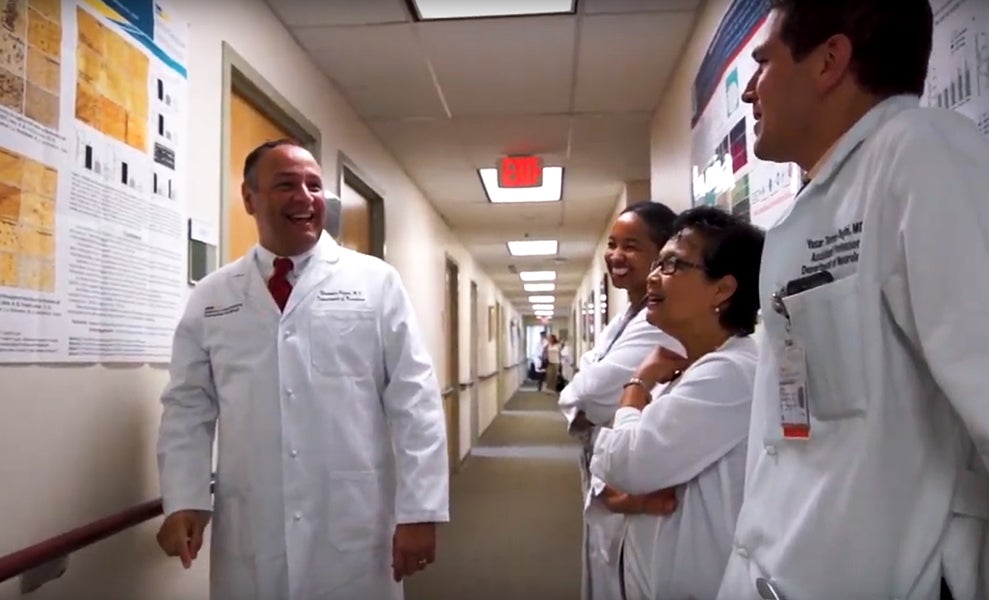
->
[[558, 201, 684, 600], [155, 139, 449, 600], [718, 2, 989, 599], [591, 206, 763, 600], [543, 334, 562, 394]]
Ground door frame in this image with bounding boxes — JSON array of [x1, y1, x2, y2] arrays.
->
[[219, 42, 320, 264], [444, 257, 461, 472], [469, 280, 480, 445], [336, 152, 386, 260]]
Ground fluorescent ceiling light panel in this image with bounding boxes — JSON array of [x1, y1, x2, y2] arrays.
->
[[519, 271, 556, 282], [524, 283, 555, 292], [411, 0, 575, 20], [534, 310, 554, 317], [507, 240, 558, 256], [479, 166, 563, 203], [531, 304, 555, 311], [528, 296, 555, 304]]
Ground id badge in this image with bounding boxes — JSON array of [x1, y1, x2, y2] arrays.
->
[[778, 341, 810, 440]]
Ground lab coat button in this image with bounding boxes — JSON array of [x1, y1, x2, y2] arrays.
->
[[286, 388, 294, 397], [283, 329, 293, 339], [290, 449, 298, 458], [765, 444, 777, 456], [736, 546, 750, 559], [293, 512, 302, 521]]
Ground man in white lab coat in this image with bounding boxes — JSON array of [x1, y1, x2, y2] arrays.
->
[[717, 2, 989, 599], [155, 139, 449, 600]]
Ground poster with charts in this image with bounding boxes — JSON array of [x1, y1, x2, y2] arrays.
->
[[689, 0, 803, 230], [924, 0, 989, 136], [0, 0, 187, 363]]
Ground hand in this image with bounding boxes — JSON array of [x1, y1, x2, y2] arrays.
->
[[639, 487, 678, 516], [156, 510, 211, 569], [571, 410, 594, 432], [392, 522, 436, 582], [599, 486, 678, 516], [634, 346, 689, 390]]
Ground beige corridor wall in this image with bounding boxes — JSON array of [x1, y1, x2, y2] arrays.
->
[[650, 0, 733, 213], [0, 2, 518, 599]]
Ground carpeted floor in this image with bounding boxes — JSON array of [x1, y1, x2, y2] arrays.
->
[[405, 386, 583, 600]]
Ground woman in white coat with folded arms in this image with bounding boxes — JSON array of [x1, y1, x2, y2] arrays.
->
[[155, 139, 449, 600], [559, 201, 684, 600], [591, 206, 764, 600]]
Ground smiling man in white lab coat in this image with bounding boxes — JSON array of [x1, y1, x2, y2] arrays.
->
[[155, 139, 449, 600], [717, 2, 989, 599]]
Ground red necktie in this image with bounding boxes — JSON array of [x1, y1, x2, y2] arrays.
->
[[268, 257, 294, 311]]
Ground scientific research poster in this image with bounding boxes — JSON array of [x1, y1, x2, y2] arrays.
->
[[689, 0, 802, 229], [0, 0, 188, 362], [691, 0, 989, 229], [924, 0, 989, 135]]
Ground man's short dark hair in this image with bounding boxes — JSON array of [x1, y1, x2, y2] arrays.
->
[[770, 0, 933, 97], [242, 138, 305, 189], [671, 206, 765, 336]]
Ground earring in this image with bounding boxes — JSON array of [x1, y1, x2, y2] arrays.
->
[[714, 306, 721, 314]]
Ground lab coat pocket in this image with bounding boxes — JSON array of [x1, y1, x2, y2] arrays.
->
[[786, 274, 867, 420], [326, 470, 387, 551], [310, 309, 377, 377]]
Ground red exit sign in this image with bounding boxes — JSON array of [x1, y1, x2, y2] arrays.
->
[[498, 155, 543, 188]]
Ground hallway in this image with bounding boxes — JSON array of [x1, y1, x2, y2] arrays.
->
[[406, 386, 583, 600]]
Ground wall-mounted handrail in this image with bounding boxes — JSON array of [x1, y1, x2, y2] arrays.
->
[[478, 371, 499, 381], [0, 498, 162, 585], [0, 476, 215, 590]]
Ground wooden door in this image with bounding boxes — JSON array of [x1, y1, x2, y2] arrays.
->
[[227, 90, 292, 262], [443, 259, 460, 471], [338, 180, 371, 254]]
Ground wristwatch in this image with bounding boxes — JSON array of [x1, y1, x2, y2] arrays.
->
[[623, 377, 653, 392]]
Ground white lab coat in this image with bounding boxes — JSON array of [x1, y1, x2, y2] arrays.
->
[[592, 335, 756, 600], [157, 233, 450, 600], [718, 95, 989, 600], [559, 307, 683, 600]]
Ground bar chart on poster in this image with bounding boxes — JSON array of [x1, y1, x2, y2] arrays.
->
[[0, 0, 188, 363], [925, 0, 989, 136]]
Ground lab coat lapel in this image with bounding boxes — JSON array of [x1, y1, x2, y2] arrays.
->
[[229, 251, 282, 319], [282, 233, 342, 319]]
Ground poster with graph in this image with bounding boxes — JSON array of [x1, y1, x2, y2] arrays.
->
[[0, 0, 188, 363], [689, 0, 802, 229], [925, 0, 989, 135]]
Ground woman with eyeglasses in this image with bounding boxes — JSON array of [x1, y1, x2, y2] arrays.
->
[[559, 201, 684, 600], [590, 206, 764, 600]]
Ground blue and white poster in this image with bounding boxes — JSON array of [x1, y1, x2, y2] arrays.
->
[[0, 0, 188, 363]]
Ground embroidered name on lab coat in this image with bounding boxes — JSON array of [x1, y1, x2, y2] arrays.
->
[[800, 220, 863, 276], [317, 289, 367, 304], [204, 303, 243, 318]]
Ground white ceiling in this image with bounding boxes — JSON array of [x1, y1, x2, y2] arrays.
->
[[264, 0, 701, 316]]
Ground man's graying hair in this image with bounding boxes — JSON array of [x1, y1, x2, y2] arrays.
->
[[242, 138, 305, 189]]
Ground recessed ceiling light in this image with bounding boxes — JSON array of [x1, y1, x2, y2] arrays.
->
[[531, 304, 555, 311], [409, 0, 576, 21], [528, 296, 555, 304], [519, 271, 556, 282], [523, 283, 555, 292], [507, 240, 558, 256], [479, 166, 563, 203]]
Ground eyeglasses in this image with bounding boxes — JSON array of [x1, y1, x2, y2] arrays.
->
[[650, 256, 705, 275]]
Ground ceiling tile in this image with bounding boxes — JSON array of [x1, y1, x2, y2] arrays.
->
[[293, 24, 446, 118], [582, 0, 700, 13], [574, 12, 695, 112], [266, 0, 410, 27], [418, 17, 577, 116]]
